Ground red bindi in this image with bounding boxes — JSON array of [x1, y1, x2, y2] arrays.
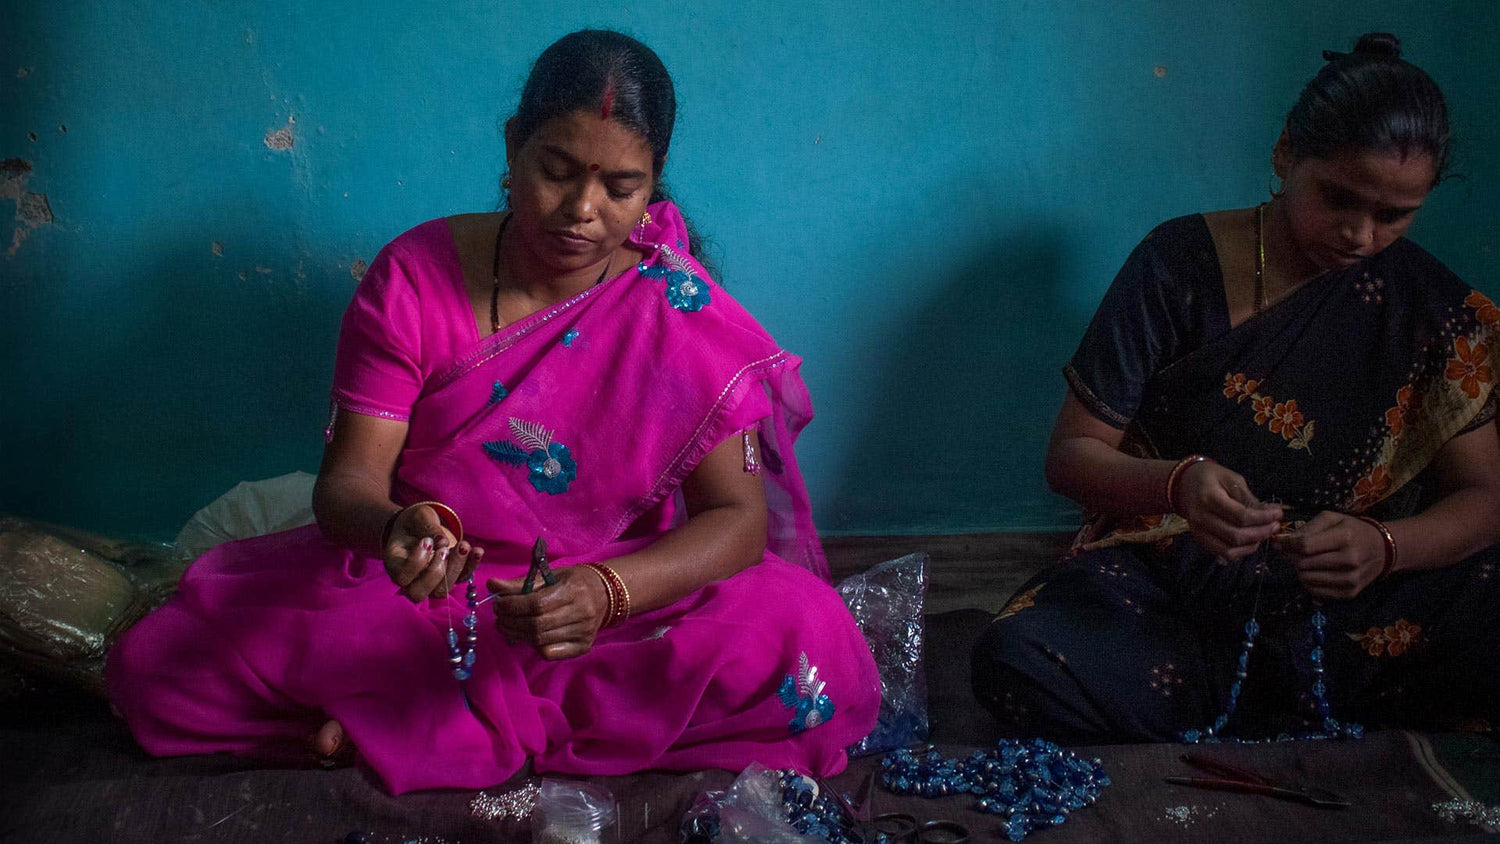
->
[[589, 163, 600, 172]]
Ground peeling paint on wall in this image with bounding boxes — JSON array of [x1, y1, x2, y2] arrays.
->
[[211, 241, 224, 257], [2, 157, 54, 257], [349, 259, 368, 281], [263, 120, 295, 151], [16, 67, 32, 78]]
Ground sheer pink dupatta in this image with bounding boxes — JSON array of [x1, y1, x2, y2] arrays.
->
[[382, 201, 827, 578]]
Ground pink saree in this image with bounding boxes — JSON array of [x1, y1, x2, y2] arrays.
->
[[106, 203, 881, 794]]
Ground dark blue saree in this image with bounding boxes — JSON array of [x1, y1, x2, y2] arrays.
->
[[974, 215, 1499, 742]]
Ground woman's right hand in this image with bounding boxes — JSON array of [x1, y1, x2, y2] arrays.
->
[[1173, 460, 1284, 560], [383, 505, 483, 602]]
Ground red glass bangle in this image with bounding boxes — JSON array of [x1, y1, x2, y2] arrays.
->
[[1356, 515, 1398, 579], [1165, 455, 1210, 514]]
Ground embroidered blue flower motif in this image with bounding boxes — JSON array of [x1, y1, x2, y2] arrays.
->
[[776, 652, 835, 734], [482, 418, 578, 495], [638, 244, 711, 313], [527, 442, 577, 494], [562, 328, 579, 347], [489, 381, 509, 404]]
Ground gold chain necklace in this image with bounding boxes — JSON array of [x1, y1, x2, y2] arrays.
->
[[1253, 202, 1267, 315]]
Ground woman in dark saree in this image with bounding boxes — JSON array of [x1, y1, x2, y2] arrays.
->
[[973, 33, 1500, 742]]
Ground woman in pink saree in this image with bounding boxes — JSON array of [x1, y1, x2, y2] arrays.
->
[[106, 30, 880, 794]]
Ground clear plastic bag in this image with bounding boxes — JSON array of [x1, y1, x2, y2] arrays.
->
[[680, 763, 823, 844], [836, 552, 930, 756], [0, 516, 186, 693], [533, 779, 618, 844]]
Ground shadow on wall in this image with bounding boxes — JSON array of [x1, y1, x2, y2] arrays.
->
[[823, 219, 1084, 534], [7, 229, 349, 540]]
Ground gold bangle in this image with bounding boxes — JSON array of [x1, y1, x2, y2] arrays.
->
[[583, 563, 618, 626], [585, 563, 631, 626], [395, 500, 464, 544], [1165, 455, 1210, 514], [1356, 515, 1398, 579]]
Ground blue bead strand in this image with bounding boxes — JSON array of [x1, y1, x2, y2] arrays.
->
[[447, 576, 478, 682], [1180, 603, 1362, 744]]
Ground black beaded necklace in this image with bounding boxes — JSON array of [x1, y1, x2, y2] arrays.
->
[[488, 214, 611, 335]]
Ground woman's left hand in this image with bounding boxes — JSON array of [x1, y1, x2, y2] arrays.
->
[[485, 566, 611, 660], [1272, 510, 1387, 600]]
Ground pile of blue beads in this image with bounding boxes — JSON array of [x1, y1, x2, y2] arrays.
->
[[879, 740, 1109, 842]]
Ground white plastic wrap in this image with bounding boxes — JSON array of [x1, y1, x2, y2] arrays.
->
[[174, 471, 317, 558]]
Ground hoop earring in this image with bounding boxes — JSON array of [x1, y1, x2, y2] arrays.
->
[[1268, 173, 1285, 199]]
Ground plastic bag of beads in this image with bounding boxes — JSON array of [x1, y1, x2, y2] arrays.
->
[[532, 779, 618, 844], [679, 789, 733, 842], [679, 764, 824, 844], [836, 552, 930, 756]]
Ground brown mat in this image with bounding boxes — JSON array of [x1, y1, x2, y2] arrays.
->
[[4, 613, 1495, 843]]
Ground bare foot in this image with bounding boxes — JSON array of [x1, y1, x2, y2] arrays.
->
[[312, 719, 354, 767]]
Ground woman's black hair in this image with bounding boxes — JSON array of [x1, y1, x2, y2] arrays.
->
[[507, 29, 718, 278], [1284, 32, 1450, 184]]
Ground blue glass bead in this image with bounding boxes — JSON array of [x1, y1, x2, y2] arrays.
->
[[463, 651, 475, 667], [1312, 679, 1326, 697], [1312, 611, 1327, 628], [453, 667, 471, 680], [1246, 619, 1260, 637], [447, 630, 458, 648], [463, 613, 477, 628], [1310, 646, 1324, 663]]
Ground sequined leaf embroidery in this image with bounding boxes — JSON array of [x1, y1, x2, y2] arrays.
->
[[509, 418, 554, 452], [483, 440, 528, 465], [481, 417, 577, 495], [776, 651, 835, 734]]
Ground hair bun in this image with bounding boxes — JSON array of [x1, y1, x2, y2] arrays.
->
[[1352, 32, 1402, 59]]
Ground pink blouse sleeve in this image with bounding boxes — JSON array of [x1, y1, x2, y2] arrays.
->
[[330, 242, 425, 423]]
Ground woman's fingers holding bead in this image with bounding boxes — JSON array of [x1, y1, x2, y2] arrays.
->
[[390, 536, 434, 588], [458, 545, 483, 583], [441, 542, 473, 594], [407, 543, 451, 601]]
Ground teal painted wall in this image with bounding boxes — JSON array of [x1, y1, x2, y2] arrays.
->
[[3, 2, 1496, 540]]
